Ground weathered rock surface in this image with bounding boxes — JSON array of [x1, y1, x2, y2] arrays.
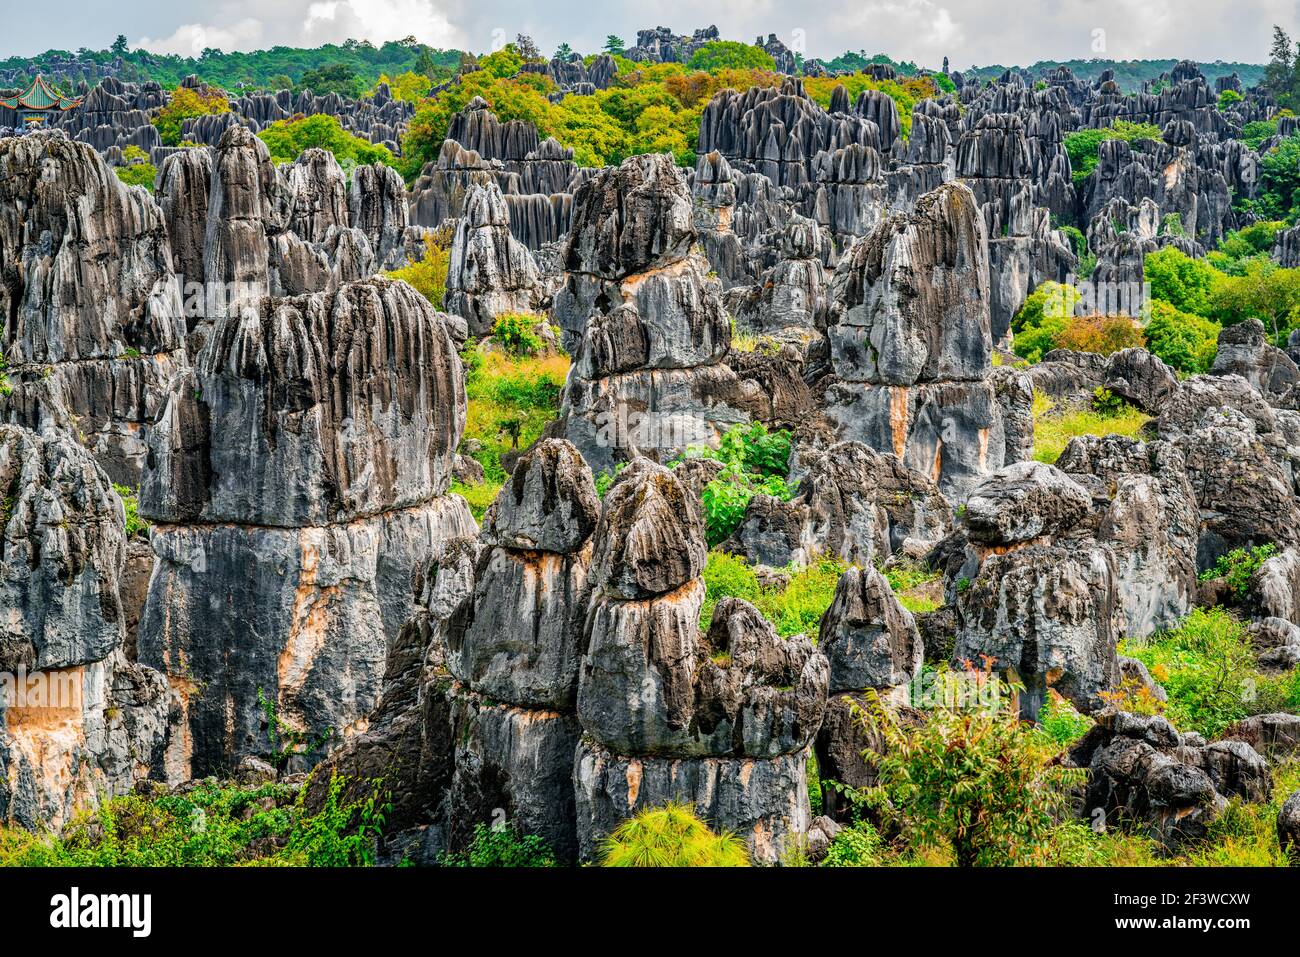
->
[[1069, 711, 1271, 850], [574, 459, 828, 862], [139, 277, 475, 777], [0, 424, 174, 829], [0, 132, 186, 486]]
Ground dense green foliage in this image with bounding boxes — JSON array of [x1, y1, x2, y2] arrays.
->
[[1198, 543, 1277, 600], [1064, 121, 1163, 185], [853, 671, 1084, 867], [599, 803, 749, 867], [680, 422, 794, 545], [112, 145, 156, 192], [385, 233, 451, 309], [1031, 391, 1149, 464], [489, 313, 546, 357], [440, 823, 557, 867], [151, 85, 230, 146], [1143, 300, 1221, 372], [459, 344, 568, 486], [0, 774, 386, 866], [1010, 281, 1080, 362], [700, 550, 844, 638], [113, 483, 149, 539], [686, 41, 776, 73], [400, 47, 945, 177], [1, 39, 461, 93], [1122, 608, 1300, 738], [1263, 25, 1300, 112], [257, 113, 395, 168]]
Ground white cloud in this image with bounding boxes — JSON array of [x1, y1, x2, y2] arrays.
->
[[36, 0, 1300, 69], [303, 0, 463, 47], [134, 0, 464, 57], [136, 19, 265, 57]]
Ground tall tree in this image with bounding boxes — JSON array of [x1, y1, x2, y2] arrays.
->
[[604, 35, 626, 56], [1264, 25, 1296, 107], [554, 42, 574, 61], [111, 35, 129, 56], [515, 34, 541, 62]]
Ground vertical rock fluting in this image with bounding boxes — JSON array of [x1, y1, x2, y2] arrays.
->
[[138, 277, 476, 778], [0, 424, 174, 829], [0, 131, 187, 486], [444, 180, 543, 337], [823, 181, 1009, 502], [556, 154, 752, 474], [442, 439, 600, 862], [573, 460, 829, 863], [954, 113, 1076, 342]]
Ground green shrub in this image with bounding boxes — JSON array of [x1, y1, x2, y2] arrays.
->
[[1198, 543, 1277, 600], [686, 41, 777, 74], [1064, 121, 1162, 185], [450, 480, 502, 522], [1121, 607, 1299, 738], [490, 313, 544, 356], [599, 803, 750, 867], [113, 484, 149, 539], [113, 145, 157, 192], [1240, 119, 1278, 151], [687, 422, 794, 545], [1031, 390, 1149, 464], [460, 347, 568, 483], [1011, 281, 1080, 362], [1036, 690, 1094, 747], [700, 464, 792, 546], [386, 234, 451, 309], [440, 823, 556, 867], [853, 671, 1084, 866], [259, 113, 396, 168], [699, 550, 843, 638], [152, 86, 230, 146], [1144, 299, 1220, 373], [1144, 245, 1218, 315], [0, 773, 386, 867], [821, 820, 883, 866]]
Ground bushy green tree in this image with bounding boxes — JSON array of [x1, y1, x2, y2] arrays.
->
[[855, 672, 1084, 867], [1144, 300, 1221, 373], [1144, 245, 1217, 315], [258, 113, 395, 167], [1011, 280, 1081, 362], [1255, 134, 1300, 220], [1064, 120, 1163, 185], [151, 86, 230, 146], [686, 41, 776, 74], [297, 62, 363, 97]]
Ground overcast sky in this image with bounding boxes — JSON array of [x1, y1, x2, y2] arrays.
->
[[3, 0, 1299, 70]]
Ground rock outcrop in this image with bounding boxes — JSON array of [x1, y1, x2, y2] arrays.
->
[[573, 459, 829, 863], [0, 132, 187, 486], [556, 154, 752, 473], [0, 425, 174, 829], [138, 278, 476, 777], [822, 181, 1011, 501]]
